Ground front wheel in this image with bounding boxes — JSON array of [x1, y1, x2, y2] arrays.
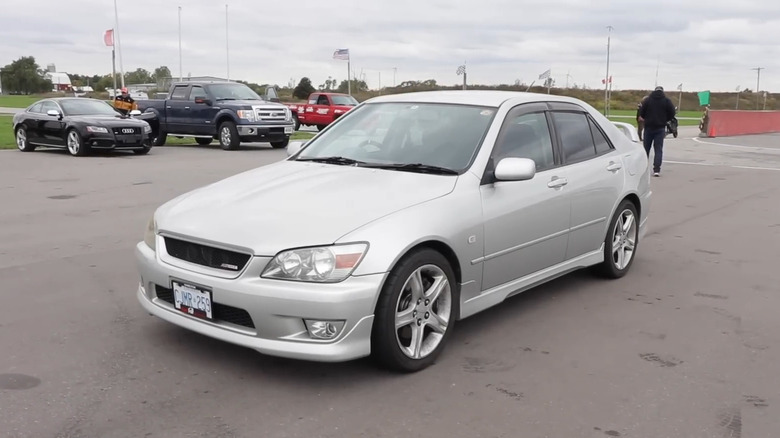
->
[[66, 129, 89, 157], [595, 200, 639, 278], [16, 127, 36, 152], [292, 114, 300, 131], [270, 137, 289, 149], [151, 131, 167, 146], [218, 121, 240, 150], [133, 146, 151, 155], [371, 248, 458, 372]]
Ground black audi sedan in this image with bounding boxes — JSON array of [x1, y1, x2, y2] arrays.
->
[[12, 98, 153, 156]]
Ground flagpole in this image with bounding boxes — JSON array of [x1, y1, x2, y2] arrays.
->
[[347, 54, 351, 96], [678, 84, 683, 110], [113, 0, 124, 88], [225, 4, 230, 81], [178, 6, 183, 82], [604, 25, 613, 116], [112, 45, 117, 97]]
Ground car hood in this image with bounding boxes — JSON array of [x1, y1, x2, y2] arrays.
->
[[68, 115, 148, 127], [219, 99, 280, 107], [155, 161, 458, 255]]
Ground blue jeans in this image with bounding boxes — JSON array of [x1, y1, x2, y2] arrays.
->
[[643, 127, 665, 172]]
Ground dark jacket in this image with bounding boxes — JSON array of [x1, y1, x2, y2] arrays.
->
[[639, 89, 676, 130]]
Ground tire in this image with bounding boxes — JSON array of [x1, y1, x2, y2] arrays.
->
[[594, 200, 639, 279], [151, 131, 167, 146], [218, 121, 240, 150], [15, 126, 36, 152], [673, 131, 678, 138], [316, 124, 327, 132], [133, 146, 151, 155], [292, 114, 300, 131], [371, 248, 459, 372], [270, 137, 289, 149], [196, 137, 213, 146], [66, 129, 89, 157]]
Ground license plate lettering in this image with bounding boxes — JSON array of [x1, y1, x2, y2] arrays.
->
[[173, 281, 213, 320], [284, 126, 293, 134]]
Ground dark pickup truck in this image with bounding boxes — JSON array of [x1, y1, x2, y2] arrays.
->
[[136, 81, 295, 150]]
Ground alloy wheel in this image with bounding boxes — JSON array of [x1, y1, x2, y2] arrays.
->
[[612, 208, 637, 270], [394, 264, 452, 360]]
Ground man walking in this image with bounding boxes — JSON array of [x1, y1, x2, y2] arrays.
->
[[638, 86, 676, 176]]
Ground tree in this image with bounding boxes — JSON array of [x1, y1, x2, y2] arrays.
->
[[319, 76, 337, 91], [293, 77, 316, 99], [337, 79, 368, 94], [124, 68, 152, 85], [152, 66, 171, 82], [0, 56, 52, 94]]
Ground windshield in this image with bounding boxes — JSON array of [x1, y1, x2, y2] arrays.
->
[[331, 95, 359, 106], [60, 99, 120, 116], [207, 83, 262, 101], [295, 102, 497, 173]]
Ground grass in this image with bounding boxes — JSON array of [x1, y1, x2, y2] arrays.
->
[[164, 131, 315, 146], [0, 95, 42, 109], [607, 109, 703, 119]]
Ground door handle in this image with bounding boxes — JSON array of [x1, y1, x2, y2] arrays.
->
[[184, 106, 190, 110], [166, 106, 172, 109], [606, 161, 622, 172], [547, 177, 568, 189]]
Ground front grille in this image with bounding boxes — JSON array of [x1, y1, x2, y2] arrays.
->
[[164, 237, 251, 272], [254, 107, 288, 122], [112, 127, 141, 135], [155, 285, 255, 329]]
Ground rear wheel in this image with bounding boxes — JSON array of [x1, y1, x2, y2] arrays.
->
[[595, 200, 639, 278], [316, 124, 327, 132], [16, 127, 35, 152], [270, 137, 289, 149], [292, 114, 300, 131], [218, 121, 240, 150], [196, 137, 213, 146], [371, 248, 458, 372], [66, 129, 89, 157]]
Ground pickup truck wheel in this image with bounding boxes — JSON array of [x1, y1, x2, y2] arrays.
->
[[292, 114, 300, 131], [270, 137, 289, 149], [151, 131, 167, 146], [218, 122, 240, 150], [196, 137, 213, 146], [316, 124, 327, 132]]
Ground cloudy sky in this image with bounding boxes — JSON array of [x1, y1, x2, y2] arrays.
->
[[2, 0, 779, 93]]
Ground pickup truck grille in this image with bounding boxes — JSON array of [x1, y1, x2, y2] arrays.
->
[[254, 106, 288, 122]]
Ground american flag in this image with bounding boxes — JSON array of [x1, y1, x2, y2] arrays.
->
[[538, 69, 551, 80], [333, 48, 349, 60]]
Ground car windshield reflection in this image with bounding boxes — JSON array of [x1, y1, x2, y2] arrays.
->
[[295, 102, 497, 173], [59, 99, 120, 116]]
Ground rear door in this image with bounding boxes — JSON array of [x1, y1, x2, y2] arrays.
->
[[548, 106, 623, 260], [165, 85, 191, 133]]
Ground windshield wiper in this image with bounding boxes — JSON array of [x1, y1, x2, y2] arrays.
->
[[215, 98, 237, 101], [365, 163, 459, 175], [295, 156, 367, 166]]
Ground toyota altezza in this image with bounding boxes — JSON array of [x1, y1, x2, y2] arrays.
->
[[135, 91, 651, 372]]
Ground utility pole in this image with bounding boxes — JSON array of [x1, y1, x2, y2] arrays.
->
[[752, 67, 763, 110], [393, 67, 397, 87], [565, 71, 572, 88], [113, 0, 125, 88], [225, 4, 230, 81], [178, 6, 183, 81], [604, 25, 613, 116]]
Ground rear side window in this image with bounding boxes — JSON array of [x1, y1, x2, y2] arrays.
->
[[28, 103, 43, 113], [552, 111, 597, 163], [588, 117, 614, 154], [170, 86, 189, 100]]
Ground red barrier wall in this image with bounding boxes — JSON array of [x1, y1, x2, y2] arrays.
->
[[706, 110, 780, 137]]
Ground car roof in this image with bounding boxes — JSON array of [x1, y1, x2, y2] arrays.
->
[[364, 90, 589, 108]]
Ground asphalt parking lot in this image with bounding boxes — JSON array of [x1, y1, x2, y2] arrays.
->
[[2, 128, 779, 438]]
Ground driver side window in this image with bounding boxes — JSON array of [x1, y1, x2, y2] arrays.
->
[[492, 111, 555, 172], [41, 101, 59, 115]]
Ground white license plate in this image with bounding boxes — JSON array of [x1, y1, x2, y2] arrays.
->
[[284, 126, 293, 134], [172, 281, 213, 320]]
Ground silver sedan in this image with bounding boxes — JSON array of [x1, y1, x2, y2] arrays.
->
[[135, 91, 652, 372]]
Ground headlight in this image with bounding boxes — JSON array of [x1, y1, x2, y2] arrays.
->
[[143, 217, 157, 251], [237, 110, 256, 122], [143, 124, 152, 134], [261, 243, 368, 283], [285, 108, 292, 121], [86, 126, 108, 133]]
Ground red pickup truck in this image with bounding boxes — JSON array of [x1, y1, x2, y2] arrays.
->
[[284, 92, 358, 131]]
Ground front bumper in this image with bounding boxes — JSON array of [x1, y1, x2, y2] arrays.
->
[[83, 131, 151, 149], [134, 242, 384, 362], [237, 124, 294, 141]]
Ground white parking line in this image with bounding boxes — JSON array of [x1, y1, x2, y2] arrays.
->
[[665, 160, 780, 172], [691, 137, 779, 152]]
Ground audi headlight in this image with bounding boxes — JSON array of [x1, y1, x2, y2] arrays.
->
[[143, 124, 152, 134], [86, 126, 109, 133], [261, 243, 368, 282], [143, 217, 157, 251], [237, 110, 256, 122]]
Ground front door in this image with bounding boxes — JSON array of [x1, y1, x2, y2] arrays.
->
[[479, 104, 571, 291], [40, 101, 66, 146], [187, 85, 219, 135]]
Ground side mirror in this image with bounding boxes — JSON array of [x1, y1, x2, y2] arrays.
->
[[286, 140, 307, 157], [611, 121, 640, 143], [129, 109, 142, 116], [47, 109, 61, 118], [494, 157, 536, 182], [194, 98, 212, 105]]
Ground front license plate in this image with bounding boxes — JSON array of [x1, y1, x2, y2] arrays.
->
[[284, 126, 293, 134], [172, 281, 213, 320]]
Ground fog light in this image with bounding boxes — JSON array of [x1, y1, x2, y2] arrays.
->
[[304, 319, 345, 340]]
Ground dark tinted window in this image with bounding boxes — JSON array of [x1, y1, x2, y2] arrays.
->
[[552, 112, 596, 162], [588, 117, 613, 154], [170, 86, 189, 100], [189, 86, 207, 101], [494, 112, 555, 171], [28, 103, 43, 113]]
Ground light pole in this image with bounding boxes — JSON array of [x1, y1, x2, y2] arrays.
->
[[752, 67, 763, 110], [178, 6, 183, 82], [604, 25, 613, 116], [225, 4, 230, 81], [736, 85, 740, 110], [113, 0, 125, 88]]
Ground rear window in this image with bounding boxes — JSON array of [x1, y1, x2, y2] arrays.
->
[[170, 86, 189, 100]]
